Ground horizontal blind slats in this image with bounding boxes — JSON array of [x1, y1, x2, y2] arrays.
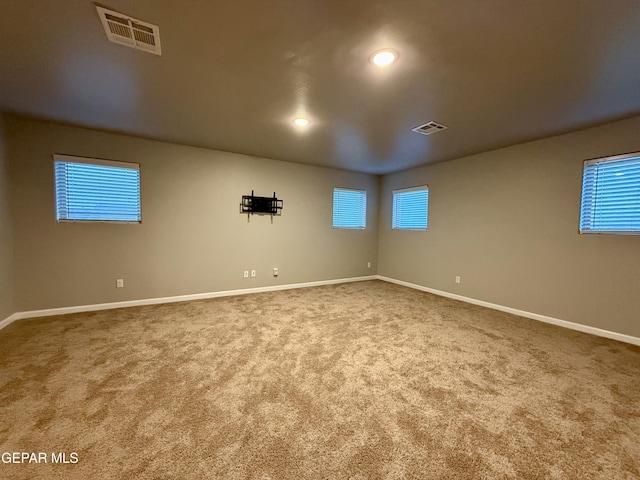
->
[[333, 188, 366, 229], [580, 155, 640, 233], [54, 159, 141, 222], [392, 187, 428, 229]]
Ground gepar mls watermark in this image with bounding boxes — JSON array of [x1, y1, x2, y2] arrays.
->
[[2, 452, 78, 464]]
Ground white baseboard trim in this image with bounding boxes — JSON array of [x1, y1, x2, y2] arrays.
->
[[0, 312, 21, 331], [1, 275, 377, 328], [376, 275, 640, 347], [5, 274, 638, 347]]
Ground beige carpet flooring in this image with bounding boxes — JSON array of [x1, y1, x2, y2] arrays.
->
[[1, 280, 639, 479]]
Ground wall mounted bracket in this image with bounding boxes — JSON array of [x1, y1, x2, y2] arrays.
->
[[240, 191, 283, 218]]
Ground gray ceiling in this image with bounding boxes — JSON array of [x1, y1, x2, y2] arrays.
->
[[1, 0, 640, 174]]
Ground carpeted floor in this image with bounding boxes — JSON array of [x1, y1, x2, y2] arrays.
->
[[0, 280, 639, 479]]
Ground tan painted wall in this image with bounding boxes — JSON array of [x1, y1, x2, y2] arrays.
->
[[0, 115, 14, 320], [6, 116, 378, 311], [6, 113, 640, 339], [378, 115, 640, 338]]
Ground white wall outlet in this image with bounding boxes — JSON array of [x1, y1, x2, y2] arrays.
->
[[116, 278, 124, 288], [243, 270, 249, 278], [455, 276, 461, 284], [251, 270, 256, 278], [273, 267, 278, 276], [367, 262, 371, 268]]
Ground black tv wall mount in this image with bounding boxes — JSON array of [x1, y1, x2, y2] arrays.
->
[[240, 191, 283, 217]]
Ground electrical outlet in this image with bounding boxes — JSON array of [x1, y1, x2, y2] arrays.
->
[[367, 262, 371, 268], [243, 271, 249, 278], [455, 276, 461, 284], [251, 270, 256, 278], [116, 279, 124, 288], [273, 267, 279, 276]]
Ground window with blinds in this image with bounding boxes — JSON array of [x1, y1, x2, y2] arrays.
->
[[580, 152, 640, 234], [333, 188, 366, 229], [392, 186, 428, 230], [54, 155, 141, 223]]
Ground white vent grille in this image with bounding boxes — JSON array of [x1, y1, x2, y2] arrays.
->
[[96, 6, 161, 55], [411, 121, 448, 136]]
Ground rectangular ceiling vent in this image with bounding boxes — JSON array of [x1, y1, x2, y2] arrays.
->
[[411, 121, 448, 136], [96, 6, 161, 55]]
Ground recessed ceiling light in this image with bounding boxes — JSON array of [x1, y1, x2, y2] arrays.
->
[[293, 117, 310, 127], [370, 49, 398, 66]]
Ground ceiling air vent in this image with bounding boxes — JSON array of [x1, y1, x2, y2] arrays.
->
[[96, 6, 162, 55], [411, 121, 448, 136]]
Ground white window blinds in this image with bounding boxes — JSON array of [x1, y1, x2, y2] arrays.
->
[[333, 188, 366, 229], [392, 186, 429, 230], [580, 153, 640, 234], [54, 155, 141, 223]]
